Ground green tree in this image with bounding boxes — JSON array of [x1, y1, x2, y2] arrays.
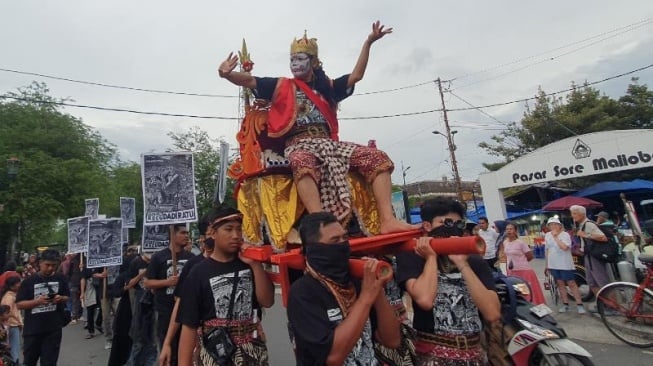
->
[[479, 81, 652, 183], [167, 127, 235, 215], [0, 82, 118, 255]]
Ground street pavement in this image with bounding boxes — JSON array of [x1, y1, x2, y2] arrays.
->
[[57, 258, 650, 365]]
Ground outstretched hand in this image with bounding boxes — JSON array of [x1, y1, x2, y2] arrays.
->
[[367, 20, 393, 44], [218, 52, 239, 78]]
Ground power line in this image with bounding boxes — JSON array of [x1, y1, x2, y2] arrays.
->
[[447, 17, 653, 83], [2, 19, 649, 101], [2, 63, 650, 121], [448, 91, 510, 127], [0, 95, 239, 120], [0, 68, 238, 98], [447, 63, 653, 112], [450, 20, 653, 91]]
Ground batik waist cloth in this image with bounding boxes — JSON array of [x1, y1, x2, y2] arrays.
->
[[414, 330, 484, 364], [200, 318, 261, 345]]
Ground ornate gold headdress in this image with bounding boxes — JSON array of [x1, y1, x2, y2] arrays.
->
[[290, 30, 318, 57]]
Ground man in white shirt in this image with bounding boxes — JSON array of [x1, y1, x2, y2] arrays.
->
[[477, 217, 499, 269]]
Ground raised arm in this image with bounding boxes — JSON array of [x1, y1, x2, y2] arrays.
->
[[218, 52, 257, 89], [348, 21, 393, 87]]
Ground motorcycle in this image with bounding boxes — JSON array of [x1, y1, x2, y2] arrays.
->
[[494, 274, 594, 365]]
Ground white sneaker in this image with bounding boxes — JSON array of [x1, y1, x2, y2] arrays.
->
[[577, 305, 586, 314], [104, 342, 112, 350], [558, 304, 569, 313]]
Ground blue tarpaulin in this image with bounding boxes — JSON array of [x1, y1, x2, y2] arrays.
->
[[573, 179, 653, 197]]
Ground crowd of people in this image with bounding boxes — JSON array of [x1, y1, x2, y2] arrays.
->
[[0, 198, 646, 365]]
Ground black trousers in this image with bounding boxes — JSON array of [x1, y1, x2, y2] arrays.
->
[[23, 329, 62, 366], [156, 311, 179, 366]]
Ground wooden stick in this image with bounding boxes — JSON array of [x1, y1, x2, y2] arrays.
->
[[169, 224, 178, 276], [102, 266, 108, 300]]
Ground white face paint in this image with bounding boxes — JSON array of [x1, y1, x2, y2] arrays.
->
[[290, 53, 312, 79]]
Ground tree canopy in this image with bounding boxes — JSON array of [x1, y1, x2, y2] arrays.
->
[[479, 78, 653, 185], [0, 83, 233, 257]]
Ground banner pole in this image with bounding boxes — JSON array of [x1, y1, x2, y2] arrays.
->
[[169, 224, 178, 276]]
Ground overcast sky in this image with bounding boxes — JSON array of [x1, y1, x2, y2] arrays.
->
[[1, 1, 652, 185]]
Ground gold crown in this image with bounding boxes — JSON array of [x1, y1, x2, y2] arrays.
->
[[290, 30, 318, 57]]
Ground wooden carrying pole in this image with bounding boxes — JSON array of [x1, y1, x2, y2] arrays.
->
[[169, 224, 178, 276]]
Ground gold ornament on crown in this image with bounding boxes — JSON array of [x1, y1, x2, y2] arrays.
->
[[290, 30, 318, 57]]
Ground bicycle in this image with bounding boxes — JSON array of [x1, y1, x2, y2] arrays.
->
[[596, 253, 653, 348], [544, 262, 593, 306]]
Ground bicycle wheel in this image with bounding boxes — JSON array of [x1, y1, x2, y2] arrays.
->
[[596, 283, 653, 348], [573, 265, 594, 302], [545, 273, 559, 306]]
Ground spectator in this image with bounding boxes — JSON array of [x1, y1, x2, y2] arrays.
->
[[68, 254, 83, 323], [125, 251, 157, 366], [477, 217, 499, 269], [544, 217, 585, 314], [159, 211, 214, 366], [22, 255, 37, 279], [502, 222, 546, 305], [143, 223, 194, 365], [0, 262, 19, 289], [1, 276, 22, 364], [570, 205, 608, 313], [0, 304, 14, 366], [16, 249, 70, 366]]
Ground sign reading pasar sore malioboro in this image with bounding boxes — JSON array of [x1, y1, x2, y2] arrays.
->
[[479, 129, 653, 221]]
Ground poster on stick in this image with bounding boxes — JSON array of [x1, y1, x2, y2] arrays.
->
[[87, 218, 123, 268], [67, 216, 90, 254], [142, 224, 170, 253], [142, 152, 197, 225], [120, 197, 136, 228], [85, 198, 99, 219]]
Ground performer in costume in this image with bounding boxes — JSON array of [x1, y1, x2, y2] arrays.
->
[[218, 21, 418, 234]]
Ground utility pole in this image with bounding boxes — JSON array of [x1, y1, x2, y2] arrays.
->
[[436, 78, 463, 202], [401, 161, 410, 190]]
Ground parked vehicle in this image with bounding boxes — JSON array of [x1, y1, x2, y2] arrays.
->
[[495, 274, 594, 365], [596, 253, 653, 348]]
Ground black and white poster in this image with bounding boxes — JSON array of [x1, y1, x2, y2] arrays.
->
[[85, 198, 99, 219], [87, 218, 123, 268], [142, 224, 169, 253], [142, 152, 197, 225], [67, 216, 90, 254], [120, 197, 136, 228]]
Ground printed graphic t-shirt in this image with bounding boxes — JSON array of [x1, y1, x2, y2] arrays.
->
[[396, 253, 495, 336], [146, 248, 194, 313], [178, 257, 260, 327], [16, 273, 70, 336], [287, 276, 378, 366]]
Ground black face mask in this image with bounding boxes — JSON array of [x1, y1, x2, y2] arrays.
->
[[305, 241, 351, 286], [428, 226, 464, 238]]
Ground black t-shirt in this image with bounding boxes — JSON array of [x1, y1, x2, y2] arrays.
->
[[128, 255, 149, 290], [395, 253, 495, 335], [146, 248, 194, 313], [178, 257, 260, 328], [173, 253, 205, 298], [287, 276, 377, 366], [253, 75, 353, 104], [16, 273, 71, 336]]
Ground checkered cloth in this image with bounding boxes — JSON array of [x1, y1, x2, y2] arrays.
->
[[285, 137, 356, 221]]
